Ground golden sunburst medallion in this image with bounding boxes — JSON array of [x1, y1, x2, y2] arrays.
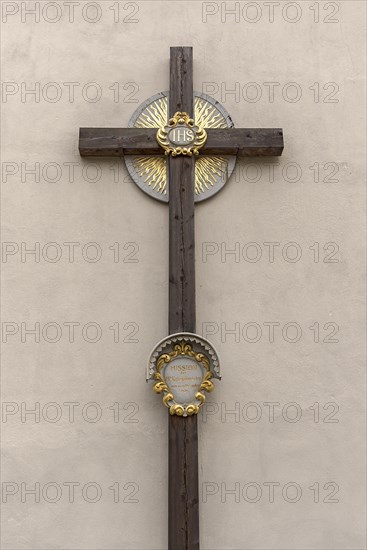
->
[[124, 92, 237, 202]]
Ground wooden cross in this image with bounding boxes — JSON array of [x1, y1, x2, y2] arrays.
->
[[79, 47, 284, 550]]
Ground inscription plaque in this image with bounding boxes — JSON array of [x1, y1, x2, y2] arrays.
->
[[147, 332, 221, 416]]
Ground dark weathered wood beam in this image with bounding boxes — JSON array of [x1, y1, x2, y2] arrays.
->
[[79, 127, 284, 157], [205, 128, 284, 156], [168, 46, 199, 550], [79, 127, 161, 156], [169, 47, 195, 333]]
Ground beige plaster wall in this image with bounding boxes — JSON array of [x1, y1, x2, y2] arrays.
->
[[1, 1, 366, 548]]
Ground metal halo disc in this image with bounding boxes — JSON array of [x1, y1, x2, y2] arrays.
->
[[124, 92, 237, 203]]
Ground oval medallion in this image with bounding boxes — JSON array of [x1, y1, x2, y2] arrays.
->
[[147, 332, 221, 416]]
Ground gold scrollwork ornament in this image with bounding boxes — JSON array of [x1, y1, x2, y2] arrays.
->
[[153, 342, 215, 416], [156, 111, 207, 157]]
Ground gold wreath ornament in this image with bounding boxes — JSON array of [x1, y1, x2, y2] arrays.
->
[[156, 111, 207, 157]]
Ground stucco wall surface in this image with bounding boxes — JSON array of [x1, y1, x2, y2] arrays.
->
[[1, 1, 366, 549]]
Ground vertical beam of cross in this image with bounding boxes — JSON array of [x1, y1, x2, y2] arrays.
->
[[168, 47, 199, 550], [78, 45, 284, 550]]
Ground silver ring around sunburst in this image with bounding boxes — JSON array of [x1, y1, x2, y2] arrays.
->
[[124, 92, 237, 203]]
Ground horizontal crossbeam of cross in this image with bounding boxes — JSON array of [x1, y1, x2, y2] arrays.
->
[[79, 127, 284, 157]]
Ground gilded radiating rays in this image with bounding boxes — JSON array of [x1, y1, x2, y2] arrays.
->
[[130, 96, 231, 197]]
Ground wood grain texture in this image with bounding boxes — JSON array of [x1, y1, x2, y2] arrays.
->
[[79, 127, 161, 156], [168, 156, 195, 333], [168, 47, 199, 550], [204, 128, 284, 156], [169, 46, 194, 116], [169, 413, 199, 550], [79, 127, 284, 157]]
